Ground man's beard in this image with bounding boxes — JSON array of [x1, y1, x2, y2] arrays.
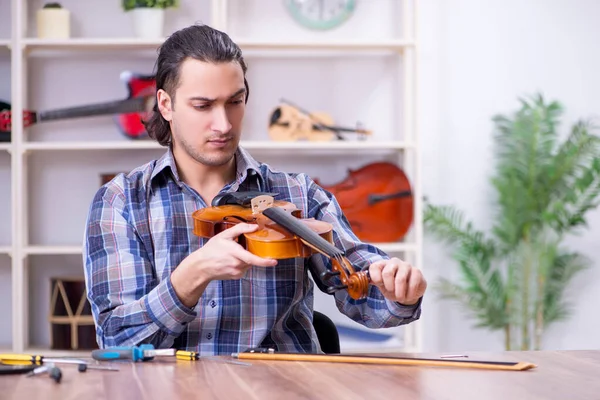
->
[[175, 132, 236, 167]]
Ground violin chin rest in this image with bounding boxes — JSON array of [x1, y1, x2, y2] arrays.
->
[[211, 191, 278, 207]]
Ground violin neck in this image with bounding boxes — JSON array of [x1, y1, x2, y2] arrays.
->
[[261, 207, 343, 258]]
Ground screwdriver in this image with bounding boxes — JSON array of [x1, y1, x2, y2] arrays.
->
[[0, 353, 86, 366], [91, 344, 175, 362], [176, 350, 251, 366]]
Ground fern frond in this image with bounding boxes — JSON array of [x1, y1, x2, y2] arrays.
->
[[543, 250, 590, 324], [435, 276, 507, 330], [423, 203, 495, 256]]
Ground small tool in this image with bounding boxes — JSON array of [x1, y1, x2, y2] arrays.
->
[[175, 350, 200, 361], [0, 353, 87, 366], [0, 364, 37, 375], [176, 350, 251, 366], [91, 344, 175, 362], [27, 363, 62, 383], [77, 363, 120, 372]]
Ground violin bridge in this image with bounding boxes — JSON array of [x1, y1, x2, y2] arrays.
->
[[251, 195, 275, 214]]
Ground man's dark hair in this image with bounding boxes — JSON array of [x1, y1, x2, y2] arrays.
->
[[144, 24, 249, 146]]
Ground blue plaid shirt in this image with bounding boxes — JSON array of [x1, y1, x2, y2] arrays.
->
[[83, 146, 421, 355]]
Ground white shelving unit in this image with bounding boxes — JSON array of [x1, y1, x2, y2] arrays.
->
[[3, 0, 421, 355]]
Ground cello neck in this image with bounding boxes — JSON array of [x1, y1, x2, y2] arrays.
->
[[261, 206, 343, 258]]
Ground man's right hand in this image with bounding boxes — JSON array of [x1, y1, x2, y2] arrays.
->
[[171, 223, 278, 308]]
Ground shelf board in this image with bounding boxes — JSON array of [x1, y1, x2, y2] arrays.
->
[[21, 37, 413, 53], [0, 39, 9, 49], [24, 242, 414, 256], [25, 246, 82, 255], [22, 37, 164, 51], [0, 143, 12, 152], [0, 246, 11, 256], [24, 347, 93, 358], [23, 141, 163, 151], [236, 38, 414, 52], [374, 242, 416, 253], [22, 140, 411, 152]]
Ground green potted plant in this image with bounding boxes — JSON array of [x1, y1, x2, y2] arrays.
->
[[423, 94, 600, 351], [122, 0, 179, 39]]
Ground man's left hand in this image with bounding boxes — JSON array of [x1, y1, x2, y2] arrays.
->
[[369, 257, 427, 305]]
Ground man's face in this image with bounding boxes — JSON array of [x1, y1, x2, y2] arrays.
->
[[158, 58, 246, 167]]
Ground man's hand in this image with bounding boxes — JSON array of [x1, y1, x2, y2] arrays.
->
[[171, 223, 278, 307], [368, 257, 427, 305]]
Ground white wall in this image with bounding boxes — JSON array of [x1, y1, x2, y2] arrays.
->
[[419, 0, 600, 352]]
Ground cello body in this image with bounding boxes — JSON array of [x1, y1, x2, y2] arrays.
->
[[317, 162, 413, 243]]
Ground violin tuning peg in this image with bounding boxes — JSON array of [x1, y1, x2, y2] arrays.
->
[[325, 284, 348, 295], [320, 270, 341, 281]]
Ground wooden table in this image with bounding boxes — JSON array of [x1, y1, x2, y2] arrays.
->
[[1, 350, 600, 399]]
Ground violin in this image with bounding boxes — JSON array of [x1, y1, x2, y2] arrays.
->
[[315, 162, 413, 243], [191, 192, 370, 300], [268, 99, 372, 142]]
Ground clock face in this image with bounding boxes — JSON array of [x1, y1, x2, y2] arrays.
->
[[285, 0, 356, 30]]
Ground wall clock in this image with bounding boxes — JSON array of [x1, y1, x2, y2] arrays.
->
[[284, 0, 356, 30]]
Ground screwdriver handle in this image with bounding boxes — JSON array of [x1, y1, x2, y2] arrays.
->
[[0, 354, 44, 365], [91, 344, 155, 362]]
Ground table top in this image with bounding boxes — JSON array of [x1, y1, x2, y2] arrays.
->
[[2, 349, 600, 399]]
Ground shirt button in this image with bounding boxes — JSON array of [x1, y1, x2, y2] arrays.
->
[[209, 300, 217, 308], [206, 333, 213, 340]]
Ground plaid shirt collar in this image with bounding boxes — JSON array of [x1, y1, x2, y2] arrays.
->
[[149, 144, 264, 193]]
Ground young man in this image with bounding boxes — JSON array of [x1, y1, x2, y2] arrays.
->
[[83, 24, 427, 355]]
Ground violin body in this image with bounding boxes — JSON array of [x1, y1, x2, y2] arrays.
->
[[268, 104, 337, 142], [317, 162, 413, 243], [191, 194, 370, 300], [192, 200, 335, 260], [268, 101, 372, 142]]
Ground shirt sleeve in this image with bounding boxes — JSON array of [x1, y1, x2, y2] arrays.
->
[[83, 180, 197, 349], [303, 175, 422, 329]]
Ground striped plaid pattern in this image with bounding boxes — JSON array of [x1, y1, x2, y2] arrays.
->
[[83, 146, 421, 355]]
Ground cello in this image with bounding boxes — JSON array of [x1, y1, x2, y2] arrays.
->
[[316, 162, 414, 243], [191, 192, 370, 300]]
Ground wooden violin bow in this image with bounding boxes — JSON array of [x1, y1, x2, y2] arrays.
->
[[230, 351, 537, 371]]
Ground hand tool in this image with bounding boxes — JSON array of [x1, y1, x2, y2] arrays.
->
[[77, 363, 120, 372], [176, 350, 251, 366], [27, 363, 62, 383], [0, 353, 87, 366], [0, 364, 37, 375], [91, 344, 175, 362]]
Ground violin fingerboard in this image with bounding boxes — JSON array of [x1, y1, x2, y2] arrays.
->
[[262, 207, 343, 258]]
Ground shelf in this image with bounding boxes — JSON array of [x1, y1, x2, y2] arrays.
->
[[0, 143, 12, 152], [0, 39, 9, 49], [24, 347, 93, 358], [23, 141, 163, 151], [0, 246, 11, 256], [22, 140, 411, 152], [21, 37, 414, 54], [24, 242, 414, 256], [22, 37, 165, 51], [374, 242, 416, 253], [25, 246, 83, 255], [236, 38, 413, 52]]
